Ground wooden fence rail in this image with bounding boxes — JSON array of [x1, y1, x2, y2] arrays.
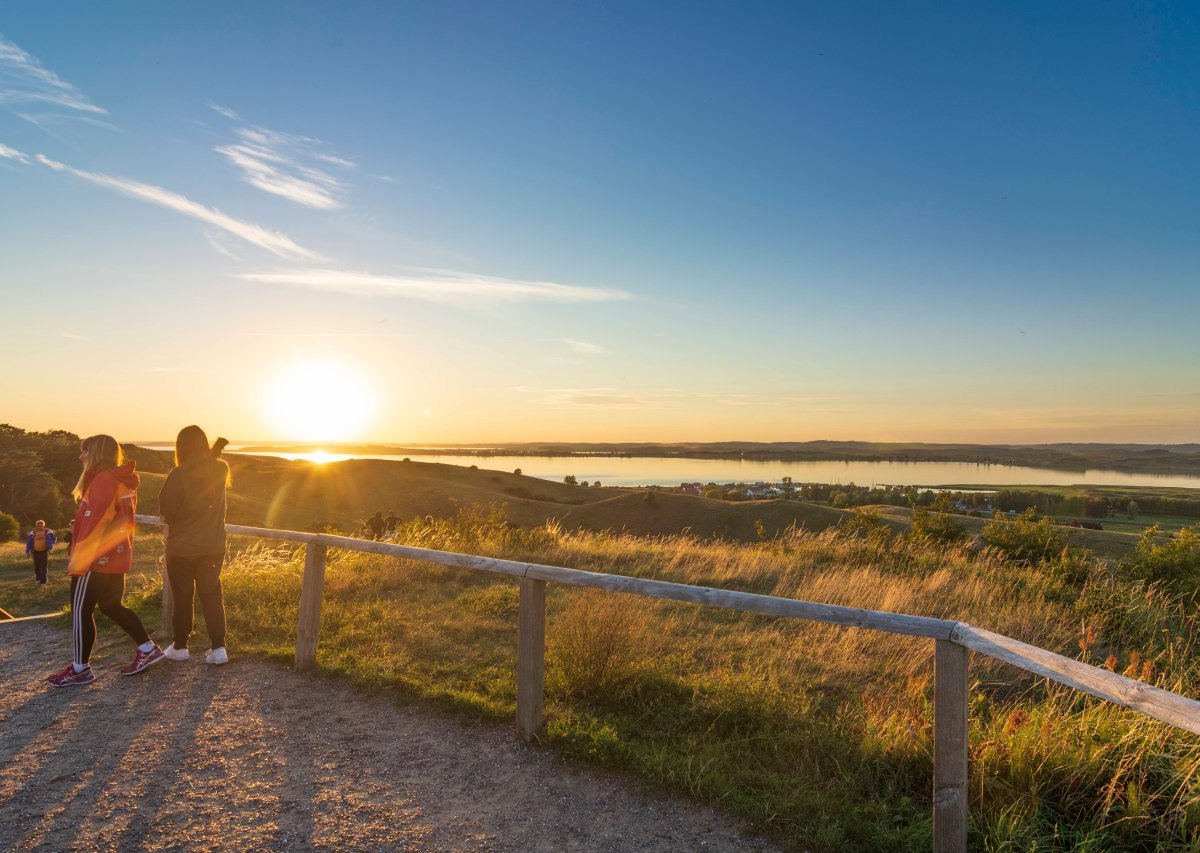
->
[[133, 515, 1200, 852]]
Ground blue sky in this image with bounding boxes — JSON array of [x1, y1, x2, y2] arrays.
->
[[2, 2, 1198, 444]]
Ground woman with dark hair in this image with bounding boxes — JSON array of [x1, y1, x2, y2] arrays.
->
[[47, 435, 164, 687], [159, 425, 231, 665]]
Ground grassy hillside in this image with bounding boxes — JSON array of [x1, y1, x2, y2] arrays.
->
[[5, 505, 1197, 850], [124, 450, 1162, 563]]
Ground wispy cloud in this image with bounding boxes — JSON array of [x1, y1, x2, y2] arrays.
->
[[562, 338, 607, 354], [513, 386, 833, 410], [0, 142, 29, 163], [16, 111, 119, 133], [34, 154, 322, 261], [211, 110, 355, 209], [61, 332, 90, 341], [239, 331, 404, 338], [204, 231, 241, 260], [150, 366, 204, 373], [238, 268, 632, 304], [0, 33, 107, 117], [207, 101, 239, 120], [513, 386, 682, 409]]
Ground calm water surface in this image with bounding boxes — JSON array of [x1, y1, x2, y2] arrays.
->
[[208, 448, 1200, 490]]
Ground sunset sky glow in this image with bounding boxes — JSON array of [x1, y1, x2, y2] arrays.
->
[[2, 3, 1198, 444]]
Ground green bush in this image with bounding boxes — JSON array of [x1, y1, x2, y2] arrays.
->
[[0, 511, 18, 542], [909, 505, 965, 544], [981, 508, 1066, 564], [1124, 524, 1200, 592]]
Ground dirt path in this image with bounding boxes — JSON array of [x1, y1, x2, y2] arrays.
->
[[0, 621, 773, 852]]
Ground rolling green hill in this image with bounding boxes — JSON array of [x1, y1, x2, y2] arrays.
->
[[120, 448, 1151, 560]]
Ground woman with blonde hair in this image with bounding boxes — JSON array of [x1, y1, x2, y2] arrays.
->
[[48, 435, 164, 687], [159, 425, 231, 665]]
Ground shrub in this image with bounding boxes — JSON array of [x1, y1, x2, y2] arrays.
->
[[982, 508, 1066, 564], [547, 590, 656, 701], [1124, 524, 1200, 592], [838, 507, 894, 545], [0, 511, 19, 542], [909, 505, 965, 544]]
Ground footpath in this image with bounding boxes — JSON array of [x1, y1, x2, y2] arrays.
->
[[0, 621, 772, 851]]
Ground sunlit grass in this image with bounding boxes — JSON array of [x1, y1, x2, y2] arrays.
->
[[5, 508, 1200, 850]]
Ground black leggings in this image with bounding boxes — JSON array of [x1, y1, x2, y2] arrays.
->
[[166, 552, 226, 650], [70, 572, 151, 665]]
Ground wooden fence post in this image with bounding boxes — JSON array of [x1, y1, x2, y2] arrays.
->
[[295, 542, 327, 671], [516, 577, 546, 741], [934, 639, 969, 852]]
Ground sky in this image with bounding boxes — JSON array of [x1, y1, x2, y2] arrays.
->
[[2, 2, 1198, 445]]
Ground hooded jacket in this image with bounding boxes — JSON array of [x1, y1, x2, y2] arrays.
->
[[159, 456, 228, 557], [68, 462, 140, 576]]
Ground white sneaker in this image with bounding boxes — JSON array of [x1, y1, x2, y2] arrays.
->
[[163, 643, 190, 661], [205, 647, 229, 665]]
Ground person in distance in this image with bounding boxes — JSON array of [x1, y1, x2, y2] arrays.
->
[[47, 434, 164, 687], [25, 519, 56, 585], [159, 425, 231, 666]]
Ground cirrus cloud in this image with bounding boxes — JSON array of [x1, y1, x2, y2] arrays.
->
[[237, 268, 632, 304], [34, 153, 322, 261], [210, 106, 355, 210], [0, 33, 107, 119]]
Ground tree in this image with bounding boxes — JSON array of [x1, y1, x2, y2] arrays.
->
[[0, 511, 18, 543], [0, 448, 65, 525], [1083, 497, 1108, 519], [780, 476, 795, 499], [563, 475, 577, 485], [513, 468, 522, 476]]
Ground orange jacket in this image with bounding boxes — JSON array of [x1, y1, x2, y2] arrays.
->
[[67, 462, 140, 576]]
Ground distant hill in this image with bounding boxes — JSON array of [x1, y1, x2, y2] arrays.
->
[[120, 447, 1150, 560], [230, 439, 1200, 476]]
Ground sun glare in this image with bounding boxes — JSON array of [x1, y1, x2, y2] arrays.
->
[[263, 361, 376, 442]]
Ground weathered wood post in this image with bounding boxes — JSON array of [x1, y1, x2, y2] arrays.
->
[[295, 541, 327, 671], [934, 639, 969, 852], [516, 577, 546, 740]]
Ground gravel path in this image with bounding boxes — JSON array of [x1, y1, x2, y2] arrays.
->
[[0, 621, 773, 852]]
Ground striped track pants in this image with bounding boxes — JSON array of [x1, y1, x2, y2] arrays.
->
[[69, 572, 151, 665]]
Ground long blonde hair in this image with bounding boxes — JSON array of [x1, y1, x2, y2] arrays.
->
[[72, 434, 122, 500]]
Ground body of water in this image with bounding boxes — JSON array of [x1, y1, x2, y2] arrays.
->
[[203, 448, 1200, 490]]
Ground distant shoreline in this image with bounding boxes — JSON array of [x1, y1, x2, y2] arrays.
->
[[188, 440, 1200, 477]]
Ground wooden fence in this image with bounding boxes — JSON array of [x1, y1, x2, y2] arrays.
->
[[134, 515, 1200, 852]]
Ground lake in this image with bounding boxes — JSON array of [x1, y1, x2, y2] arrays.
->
[[207, 448, 1200, 490]]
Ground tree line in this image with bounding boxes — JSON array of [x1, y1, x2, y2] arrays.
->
[[0, 424, 88, 535]]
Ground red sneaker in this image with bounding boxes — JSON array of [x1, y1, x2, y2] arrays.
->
[[121, 645, 165, 676], [47, 664, 95, 687]]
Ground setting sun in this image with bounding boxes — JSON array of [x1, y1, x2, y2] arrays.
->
[[263, 361, 376, 442]]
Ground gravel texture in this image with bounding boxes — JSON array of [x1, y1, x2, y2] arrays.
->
[[0, 621, 774, 851]]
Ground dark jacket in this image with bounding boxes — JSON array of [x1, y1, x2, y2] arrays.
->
[[159, 457, 229, 557]]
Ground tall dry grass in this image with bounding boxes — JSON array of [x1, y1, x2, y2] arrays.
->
[[106, 506, 1200, 851]]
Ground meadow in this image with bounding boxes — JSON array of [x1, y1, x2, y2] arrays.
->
[[5, 496, 1200, 851]]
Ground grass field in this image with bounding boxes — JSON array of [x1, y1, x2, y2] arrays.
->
[[6, 500, 1200, 851]]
